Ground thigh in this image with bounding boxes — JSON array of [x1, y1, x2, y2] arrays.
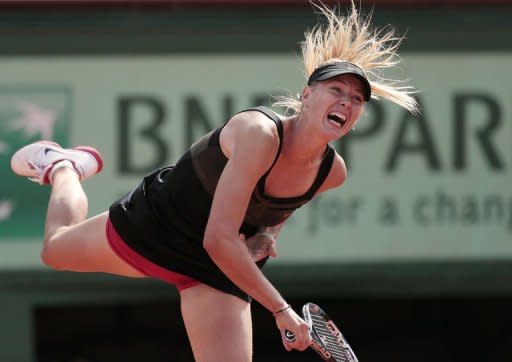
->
[[180, 283, 253, 362], [45, 211, 145, 277]]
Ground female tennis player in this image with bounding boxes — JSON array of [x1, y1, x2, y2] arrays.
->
[[11, 2, 418, 361]]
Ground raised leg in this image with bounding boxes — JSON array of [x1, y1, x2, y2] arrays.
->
[[41, 168, 143, 277], [11, 141, 144, 278]]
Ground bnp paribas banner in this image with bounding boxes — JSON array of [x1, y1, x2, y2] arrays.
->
[[0, 54, 510, 268]]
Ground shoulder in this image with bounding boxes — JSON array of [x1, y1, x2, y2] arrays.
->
[[220, 110, 281, 158], [228, 109, 280, 135], [318, 151, 347, 193]]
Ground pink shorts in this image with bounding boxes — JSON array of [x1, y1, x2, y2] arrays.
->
[[106, 217, 201, 291]]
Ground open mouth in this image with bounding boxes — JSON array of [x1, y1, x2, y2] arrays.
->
[[327, 112, 347, 128]]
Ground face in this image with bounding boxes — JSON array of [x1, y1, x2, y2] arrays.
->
[[301, 74, 366, 139]]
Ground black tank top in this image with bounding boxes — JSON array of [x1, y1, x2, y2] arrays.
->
[[108, 106, 335, 300]]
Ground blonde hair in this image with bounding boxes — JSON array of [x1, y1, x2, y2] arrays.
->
[[275, 1, 419, 114]]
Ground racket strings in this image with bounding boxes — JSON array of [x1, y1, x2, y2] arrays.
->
[[310, 315, 356, 362]]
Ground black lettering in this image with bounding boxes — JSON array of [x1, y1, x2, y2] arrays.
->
[[483, 195, 504, 223], [508, 199, 512, 232], [322, 198, 343, 226], [185, 95, 234, 147], [413, 196, 431, 226], [454, 93, 504, 170], [118, 96, 168, 174], [461, 197, 478, 224], [436, 189, 456, 224], [386, 97, 441, 171], [222, 96, 235, 122], [251, 93, 276, 108], [307, 197, 319, 235], [379, 197, 400, 225], [347, 197, 362, 224]]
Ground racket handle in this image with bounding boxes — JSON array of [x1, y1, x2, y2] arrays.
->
[[283, 329, 296, 343]]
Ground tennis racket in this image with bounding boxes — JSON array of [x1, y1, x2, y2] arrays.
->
[[284, 303, 359, 362]]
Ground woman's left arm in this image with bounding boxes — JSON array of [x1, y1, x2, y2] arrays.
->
[[243, 221, 287, 262]]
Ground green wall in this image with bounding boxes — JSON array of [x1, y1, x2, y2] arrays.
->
[[0, 6, 510, 55]]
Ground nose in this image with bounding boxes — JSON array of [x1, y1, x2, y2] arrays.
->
[[339, 95, 350, 107]]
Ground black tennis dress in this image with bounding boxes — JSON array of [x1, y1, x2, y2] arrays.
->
[[108, 106, 335, 301]]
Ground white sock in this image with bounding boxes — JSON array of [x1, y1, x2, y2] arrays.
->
[[48, 160, 79, 184]]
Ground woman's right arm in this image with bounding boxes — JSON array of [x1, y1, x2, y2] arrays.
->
[[203, 112, 311, 351]]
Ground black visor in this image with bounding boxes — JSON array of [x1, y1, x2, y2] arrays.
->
[[307, 62, 371, 101]]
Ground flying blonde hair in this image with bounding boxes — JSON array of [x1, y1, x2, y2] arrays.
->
[[275, 1, 419, 114]]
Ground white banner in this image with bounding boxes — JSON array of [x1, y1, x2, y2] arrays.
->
[[0, 53, 510, 268]]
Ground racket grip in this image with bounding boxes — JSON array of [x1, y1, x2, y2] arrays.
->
[[283, 329, 296, 343]]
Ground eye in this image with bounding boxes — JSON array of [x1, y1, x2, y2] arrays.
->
[[352, 95, 363, 104]]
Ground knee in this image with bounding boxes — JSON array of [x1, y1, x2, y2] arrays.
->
[[40, 246, 60, 270], [40, 238, 66, 271]]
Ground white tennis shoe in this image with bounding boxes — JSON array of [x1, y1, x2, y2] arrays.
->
[[10, 140, 103, 184]]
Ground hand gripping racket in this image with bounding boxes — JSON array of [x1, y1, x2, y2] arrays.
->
[[284, 303, 359, 362]]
